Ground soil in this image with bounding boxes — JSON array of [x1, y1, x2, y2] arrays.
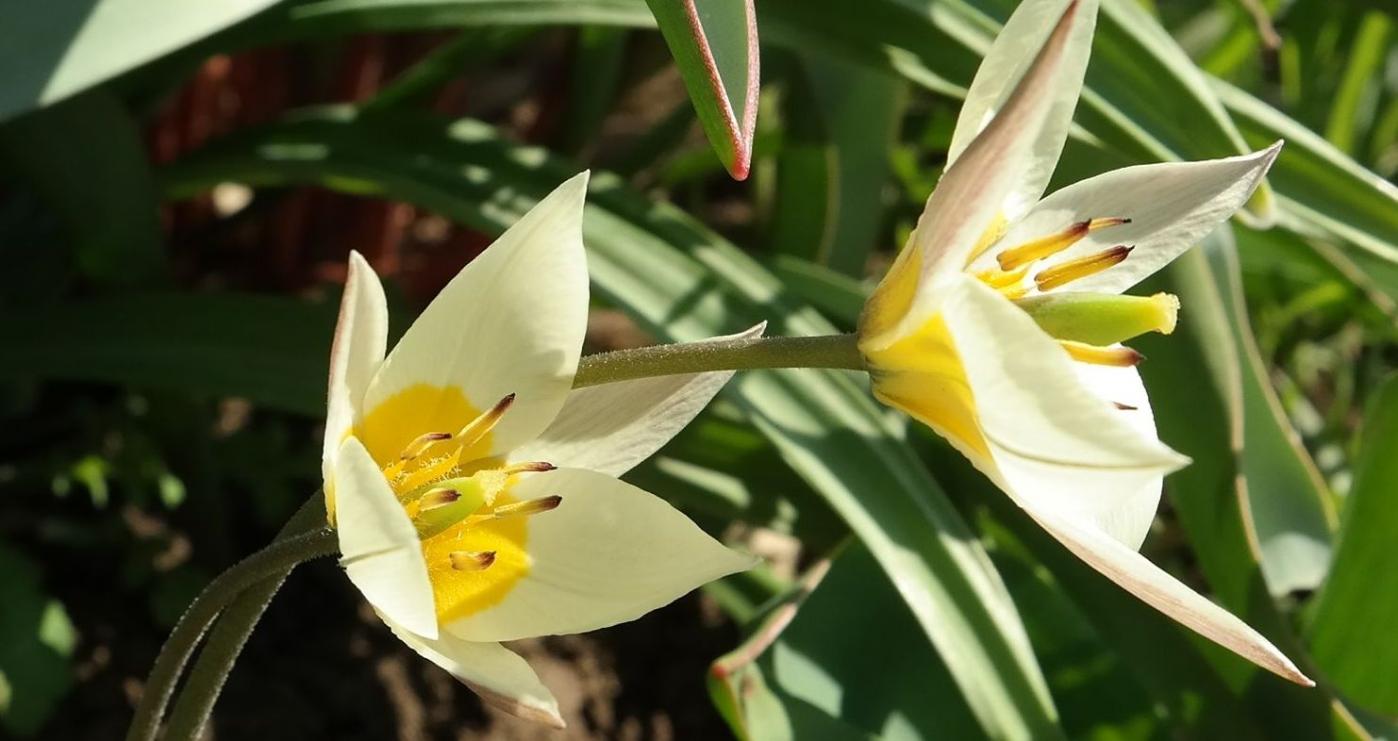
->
[[43, 557, 739, 741]]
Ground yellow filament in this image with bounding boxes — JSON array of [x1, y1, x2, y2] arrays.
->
[[965, 212, 1010, 265], [1060, 340, 1142, 367], [1034, 246, 1132, 291], [973, 264, 1029, 289]]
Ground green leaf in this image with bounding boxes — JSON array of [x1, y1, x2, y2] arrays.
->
[[1212, 79, 1398, 305], [0, 293, 337, 416], [767, 53, 904, 276], [1205, 229, 1338, 595], [644, 0, 759, 179], [1308, 374, 1398, 716], [0, 91, 166, 288], [0, 0, 283, 122], [159, 107, 1064, 740], [0, 541, 75, 737], [1322, 12, 1392, 156], [757, 544, 985, 739], [1136, 241, 1363, 739]]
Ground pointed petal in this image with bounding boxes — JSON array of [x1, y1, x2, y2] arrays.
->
[[511, 324, 764, 476], [864, 0, 1089, 347], [360, 172, 591, 458], [323, 252, 388, 497], [335, 436, 438, 639], [948, 0, 1098, 222], [1031, 508, 1313, 685], [941, 278, 1308, 683], [975, 144, 1282, 296], [383, 622, 564, 728], [445, 468, 756, 642], [941, 276, 1184, 549]]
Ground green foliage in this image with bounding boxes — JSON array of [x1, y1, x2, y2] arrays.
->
[[0, 0, 1395, 737]]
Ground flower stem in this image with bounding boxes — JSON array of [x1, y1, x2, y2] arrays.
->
[[573, 333, 864, 388], [125, 498, 332, 741]]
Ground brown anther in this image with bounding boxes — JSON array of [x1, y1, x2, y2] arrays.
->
[[503, 461, 557, 475], [455, 393, 517, 449], [995, 216, 1132, 271], [399, 431, 452, 461], [1112, 401, 1139, 411], [1034, 245, 1133, 291], [449, 550, 497, 571], [418, 488, 461, 511]]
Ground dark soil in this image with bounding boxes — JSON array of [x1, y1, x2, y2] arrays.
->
[[43, 556, 739, 741]]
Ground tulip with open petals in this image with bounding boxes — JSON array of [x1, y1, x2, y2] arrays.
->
[[323, 172, 756, 726]]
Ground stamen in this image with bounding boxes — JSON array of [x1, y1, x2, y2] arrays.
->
[[973, 264, 1029, 289], [1034, 245, 1132, 291], [965, 212, 1011, 265], [1113, 401, 1139, 411], [996, 216, 1131, 271], [455, 393, 516, 450], [466, 495, 562, 525], [449, 551, 497, 571], [399, 431, 452, 461], [417, 487, 461, 511], [501, 461, 556, 475], [1061, 341, 1143, 367]]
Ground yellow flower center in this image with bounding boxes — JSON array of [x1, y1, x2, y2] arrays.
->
[[352, 383, 556, 626]]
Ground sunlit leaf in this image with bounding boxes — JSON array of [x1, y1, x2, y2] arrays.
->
[[645, 0, 759, 179]]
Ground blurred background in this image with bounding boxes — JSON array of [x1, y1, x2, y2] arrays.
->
[[1, 0, 1395, 739]]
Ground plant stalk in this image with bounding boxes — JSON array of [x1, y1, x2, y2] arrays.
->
[[125, 498, 332, 741], [573, 333, 864, 388]]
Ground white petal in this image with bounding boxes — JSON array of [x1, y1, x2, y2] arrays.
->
[[360, 172, 591, 456], [323, 252, 388, 490], [942, 278, 1309, 683], [947, 0, 1098, 223], [511, 323, 764, 477], [335, 437, 438, 639], [975, 144, 1282, 296], [875, 0, 1089, 347], [446, 468, 756, 642], [383, 620, 564, 728], [1068, 362, 1161, 549], [1030, 507, 1313, 686], [941, 276, 1185, 549]]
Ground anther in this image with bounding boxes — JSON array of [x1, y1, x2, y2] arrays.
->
[[417, 487, 460, 511], [399, 431, 452, 461], [454, 393, 516, 450], [1060, 341, 1143, 367], [468, 495, 563, 525], [502, 461, 556, 475], [449, 551, 497, 571], [495, 495, 562, 517], [1113, 401, 1139, 411], [1034, 245, 1133, 291], [996, 216, 1131, 271]]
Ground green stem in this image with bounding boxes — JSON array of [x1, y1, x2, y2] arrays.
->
[[126, 498, 331, 741], [573, 333, 864, 388]]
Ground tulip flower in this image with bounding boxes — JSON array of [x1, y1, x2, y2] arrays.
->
[[858, 0, 1310, 684], [322, 172, 756, 726]]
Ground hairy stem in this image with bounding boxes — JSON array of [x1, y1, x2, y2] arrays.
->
[[125, 498, 330, 741], [573, 333, 864, 388]]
